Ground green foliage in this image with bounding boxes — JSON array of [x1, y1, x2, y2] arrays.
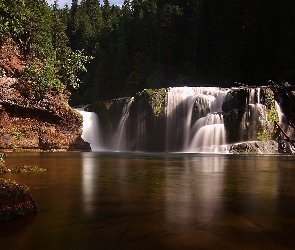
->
[[267, 105, 279, 124], [145, 88, 166, 117], [145, 89, 153, 95], [0, 0, 54, 59], [0, 165, 46, 174], [257, 129, 271, 141], [21, 59, 63, 93], [11, 165, 46, 173], [0, 0, 93, 96], [261, 88, 279, 123], [0, 153, 6, 163], [59, 49, 94, 89], [254, 88, 280, 141], [71, 0, 295, 104], [3, 0, 295, 102]]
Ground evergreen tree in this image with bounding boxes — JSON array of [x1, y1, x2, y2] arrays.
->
[[277, 0, 295, 82], [62, 0, 295, 104]]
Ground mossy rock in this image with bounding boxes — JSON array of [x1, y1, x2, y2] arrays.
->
[[0, 164, 46, 174], [0, 153, 6, 163], [143, 88, 166, 117], [0, 178, 38, 222], [11, 165, 46, 173], [222, 88, 248, 113]]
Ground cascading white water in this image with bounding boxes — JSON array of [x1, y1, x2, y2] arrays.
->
[[166, 87, 196, 151], [275, 100, 295, 141], [166, 87, 229, 153], [113, 97, 134, 151], [75, 86, 284, 154], [188, 113, 226, 152], [77, 110, 104, 151], [275, 101, 288, 130], [240, 88, 266, 140], [245, 104, 266, 139]]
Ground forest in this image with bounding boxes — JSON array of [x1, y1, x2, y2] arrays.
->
[[1, 0, 295, 105]]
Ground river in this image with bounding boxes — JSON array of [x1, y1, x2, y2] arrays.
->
[[1, 152, 295, 249]]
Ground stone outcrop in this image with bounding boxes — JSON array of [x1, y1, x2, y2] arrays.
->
[[222, 87, 279, 143], [227, 140, 278, 154], [87, 88, 167, 151], [0, 77, 89, 151], [0, 177, 38, 222], [272, 82, 295, 139]]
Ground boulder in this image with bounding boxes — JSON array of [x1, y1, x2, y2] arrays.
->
[[0, 77, 90, 151]]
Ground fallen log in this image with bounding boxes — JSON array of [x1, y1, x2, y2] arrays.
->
[[274, 121, 295, 148]]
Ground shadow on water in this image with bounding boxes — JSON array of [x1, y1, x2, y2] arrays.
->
[[0, 214, 36, 236], [1, 152, 295, 249]]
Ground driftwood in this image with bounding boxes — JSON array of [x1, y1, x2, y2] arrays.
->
[[272, 82, 295, 93], [274, 121, 295, 148]]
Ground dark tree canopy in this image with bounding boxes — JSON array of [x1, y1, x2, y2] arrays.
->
[[1, 0, 295, 104]]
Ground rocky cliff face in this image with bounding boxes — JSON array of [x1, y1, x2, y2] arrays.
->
[[222, 87, 279, 143], [273, 82, 295, 139], [0, 77, 89, 151], [87, 88, 167, 151]]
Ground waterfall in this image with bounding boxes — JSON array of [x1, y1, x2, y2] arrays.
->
[[113, 97, 134, 151], [166, 87, 229, 153], [275, 100, 295, 140], [77, 110, 104, 151], [275, 101, 288, 130], [240, 88, 266, 140], [188, 113, 227, 153], [76, 86, 284, 154]]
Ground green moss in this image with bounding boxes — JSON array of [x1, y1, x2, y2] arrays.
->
[[144, 88, 153, 95], [0, 165, 46, 174], [255, 88, 279, 141], [262, 88, 279, 123], [267, 106, 279, 123], [0, 129, 27, 148], [11, 131, 24, 138], [257, 129, 271, 141], [145, 88, 166, 117], [0, 153, 6, 163], [11, 131, 25, 148], [0, 178, 38, 222], [11, 165, 46, 173], [21, 59, 64, 94]]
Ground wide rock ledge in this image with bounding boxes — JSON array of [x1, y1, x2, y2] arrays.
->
[[0, 77, 90, 151]]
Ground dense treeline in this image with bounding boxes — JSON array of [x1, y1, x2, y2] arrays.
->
[[1, 0, 295, 105], [61, 0, 295, 105]]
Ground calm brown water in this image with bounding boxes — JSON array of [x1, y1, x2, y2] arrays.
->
[[1, 152, 295, 249]]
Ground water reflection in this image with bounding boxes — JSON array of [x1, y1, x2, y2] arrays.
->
[[82, 154, 99, 215], [2, 153, 295, 249], [164, 156, 225, 228]]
